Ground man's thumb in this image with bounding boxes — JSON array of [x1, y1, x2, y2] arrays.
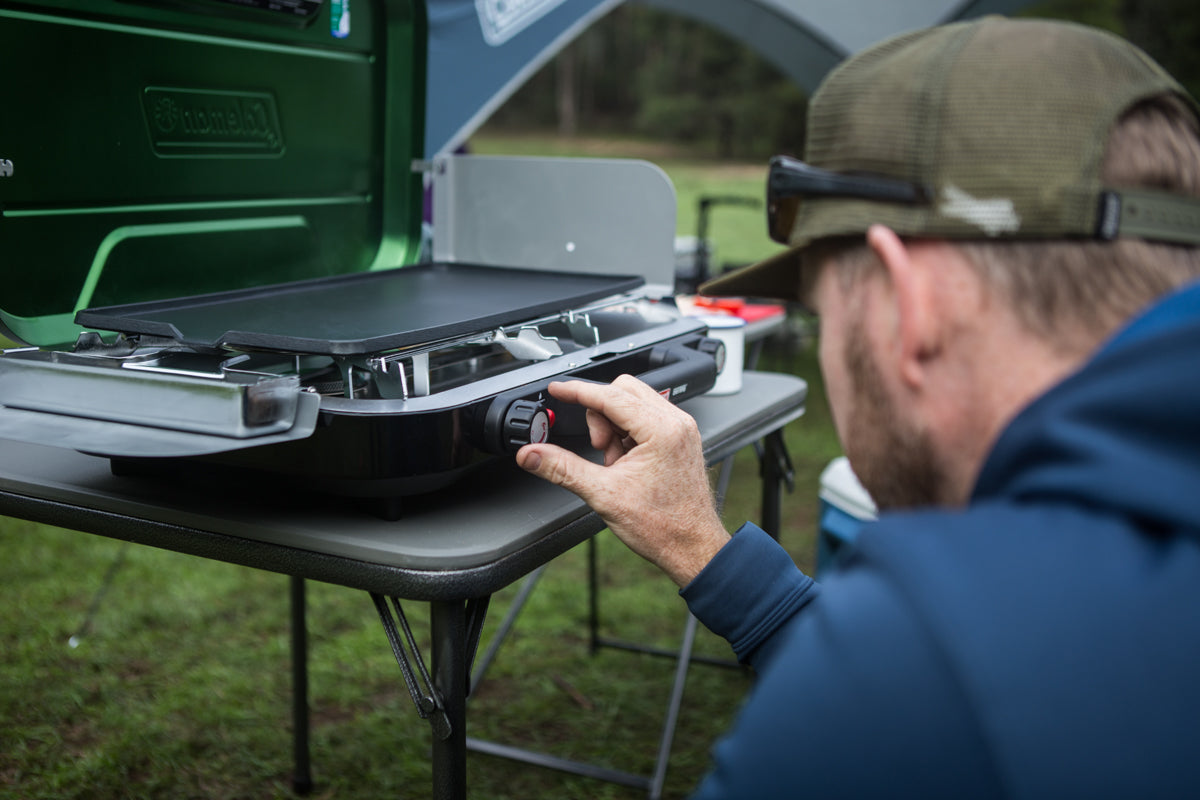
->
[[516, 444, 545, 474], [516, 444, 591, 495]]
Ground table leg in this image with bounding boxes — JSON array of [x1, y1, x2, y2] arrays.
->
[[372, 594, 490, 800], [759, 429, 794, 537], [588, 535, 600, 654], [431, 600, 468, 800], [290, 576, 313, 794], [649, 612, 701, 800]]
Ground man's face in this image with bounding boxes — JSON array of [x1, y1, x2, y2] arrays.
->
[[811, 259, 945, 511]]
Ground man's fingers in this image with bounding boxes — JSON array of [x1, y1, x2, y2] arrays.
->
[[548, 377, 676, 445], [516, 442, 607, 502], [585, 408, 618, 450], [585, 408, 633, 462], [517, 378, 728, 588]]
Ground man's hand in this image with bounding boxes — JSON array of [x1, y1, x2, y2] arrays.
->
[[516, 375, 730, 587]]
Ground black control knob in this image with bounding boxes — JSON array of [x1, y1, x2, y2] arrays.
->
[[502, 399, 554, 453], [696, 336, 727, 375]]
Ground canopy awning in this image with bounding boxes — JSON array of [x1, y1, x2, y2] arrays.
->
[[424, 0, 1038, 157]]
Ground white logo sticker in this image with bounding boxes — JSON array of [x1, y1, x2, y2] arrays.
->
[[331, 0, 351, 39], [476, 0, 568, 46], [939, 185, 1021, 236]]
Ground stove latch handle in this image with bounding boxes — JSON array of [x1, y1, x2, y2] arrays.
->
[[638, 338, 723, 404]]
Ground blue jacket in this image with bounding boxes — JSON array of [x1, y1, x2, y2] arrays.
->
[[682, 281, 1200, 798]]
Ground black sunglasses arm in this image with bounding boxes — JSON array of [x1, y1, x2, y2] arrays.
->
[[769, 156, 929, 205]]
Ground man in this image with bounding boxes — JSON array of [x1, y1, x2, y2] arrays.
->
[[518, 17, 1200, 798]]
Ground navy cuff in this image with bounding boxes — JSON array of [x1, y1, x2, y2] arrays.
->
[[680, 522, 818, 663]]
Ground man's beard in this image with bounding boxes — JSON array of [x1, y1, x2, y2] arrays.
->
[[841, 325, 945, 511]]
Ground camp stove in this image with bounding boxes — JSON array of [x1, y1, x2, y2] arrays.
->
[[0, 266, 720, 517], [0, 1, 721, 517]]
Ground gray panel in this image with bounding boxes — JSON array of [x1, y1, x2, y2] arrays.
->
[[432, 155, 677, 294]]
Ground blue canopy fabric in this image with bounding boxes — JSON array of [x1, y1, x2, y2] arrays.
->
[[424, 0, 1038, 157], [426, 0, 621, 157]]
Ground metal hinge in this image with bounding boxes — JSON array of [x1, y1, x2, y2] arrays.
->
[[371, 593, 453, 740]]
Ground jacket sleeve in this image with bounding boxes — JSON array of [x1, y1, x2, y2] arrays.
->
[[679, 522, 819, 667], [686, 553, 1004, 800]]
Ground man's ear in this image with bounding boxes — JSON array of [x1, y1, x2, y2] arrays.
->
[[865, 225, 941, 389]]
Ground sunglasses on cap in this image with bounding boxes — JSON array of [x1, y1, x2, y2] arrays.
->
[[767, 155, 932, 244]]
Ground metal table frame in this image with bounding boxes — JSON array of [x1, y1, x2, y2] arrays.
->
[[0, 371, 805, 799]]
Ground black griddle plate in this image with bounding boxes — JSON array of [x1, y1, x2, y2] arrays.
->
[[75, 263, 645, 356]]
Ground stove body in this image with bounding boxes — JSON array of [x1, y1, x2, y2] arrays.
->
[[0, 1, 720, 515], [0, 271, 719, 514]]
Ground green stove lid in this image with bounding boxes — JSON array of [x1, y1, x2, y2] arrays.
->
[[0, 0, 426, 347]]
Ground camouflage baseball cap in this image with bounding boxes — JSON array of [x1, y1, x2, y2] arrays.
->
[[700, 16, 1200, 301]]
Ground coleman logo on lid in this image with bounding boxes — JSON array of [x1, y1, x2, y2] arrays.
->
[[142, 87, 284, 157]]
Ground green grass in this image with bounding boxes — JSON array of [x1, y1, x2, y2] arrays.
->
[[0, 133, 844, 799]]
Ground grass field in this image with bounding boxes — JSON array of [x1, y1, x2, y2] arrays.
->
[[0, 133, 844, 799]]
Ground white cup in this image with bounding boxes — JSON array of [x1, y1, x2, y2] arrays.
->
[[700, 315, 746, 395]]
